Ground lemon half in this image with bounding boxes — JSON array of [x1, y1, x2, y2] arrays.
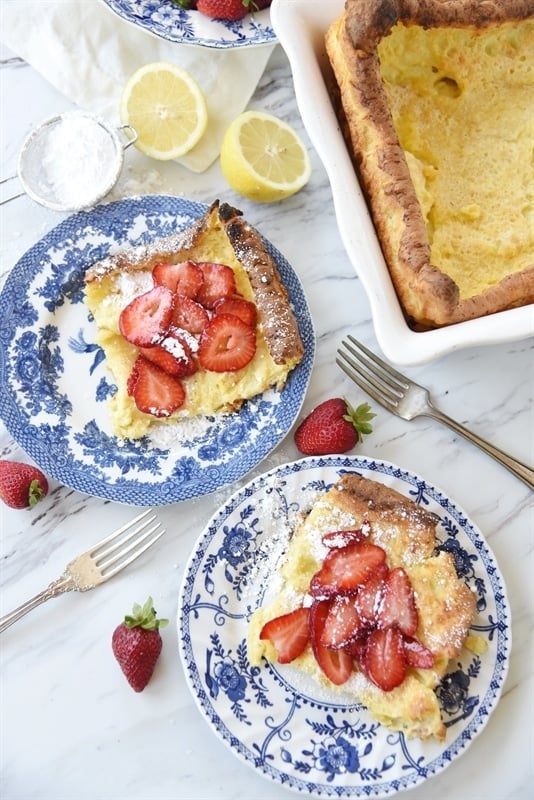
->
[[220, 110, 312, 203], [120, 62, 208, 160]]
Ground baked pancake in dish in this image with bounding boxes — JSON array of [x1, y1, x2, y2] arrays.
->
[[326, 0, 534, 329], [84, 200, 304, 439], [248, 473, 477, 742]]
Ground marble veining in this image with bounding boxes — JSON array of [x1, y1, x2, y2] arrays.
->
[[1, 31, 533, 800]]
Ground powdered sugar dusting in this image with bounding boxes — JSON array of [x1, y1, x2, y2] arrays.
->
[[149, 413, 212, 449], [161, 333, 188, 360], [241, 475, 303, 606], [169, 327, 199, 354], [98, 269, 153, 309]]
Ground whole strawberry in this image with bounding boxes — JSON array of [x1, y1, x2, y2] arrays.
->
[[112, 598, 168, 692], [294, 398, 375, 456], [0, 460, 49, 509], [196, 0, 249, 21]]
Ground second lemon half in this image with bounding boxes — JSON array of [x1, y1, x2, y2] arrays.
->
[[220, 111, 312, 203], [120, 62, 208, 160]]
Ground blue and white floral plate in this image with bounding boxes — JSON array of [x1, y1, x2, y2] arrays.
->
[[0, 196, 314, 506], [101, 0, 275, 49], [178, 456, 510, 798]]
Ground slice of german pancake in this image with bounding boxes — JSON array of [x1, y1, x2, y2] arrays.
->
[[84, 201, 304, 439], [247, 473, 477, 742]]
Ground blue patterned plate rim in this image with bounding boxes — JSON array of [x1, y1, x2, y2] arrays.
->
[[0, 195, 315, 506], [100, 0, 276, 49], [178, 455, 511, 798]]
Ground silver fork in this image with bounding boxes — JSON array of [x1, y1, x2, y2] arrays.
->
[[0, 509, 165, 633], [337, 335, 534, 490]]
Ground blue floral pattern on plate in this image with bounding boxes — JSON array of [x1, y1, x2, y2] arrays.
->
[[0, 196, 314, 506], [178, 456, 510, 798], [101, 0, 275, 48]]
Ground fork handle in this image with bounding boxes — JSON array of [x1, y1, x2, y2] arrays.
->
[[428, 406, 534, 490], [0, 576, 73, 633]]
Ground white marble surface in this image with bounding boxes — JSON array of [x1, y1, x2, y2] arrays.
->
[[1, 24, 533, 800]]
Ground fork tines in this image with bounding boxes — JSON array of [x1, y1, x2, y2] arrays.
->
[[336, 336, 406, 408], [90, 509, 165, 578]]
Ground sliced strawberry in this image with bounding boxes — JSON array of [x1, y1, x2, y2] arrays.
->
[[363, 626, 406, 692], [319, 595, 364, 649], [309, 541, 387, 599], [172, 294, 210, 334], [344, 633, 368, 664], [138, 342, 184, 376], [127, 356, 186, 417], [213, 296, 257, 327], [119, 286, 174, 348], [196, 262, 237, 309], [403, 636, 435, 669], [198, 313, 256, 373], [127, 360, 140, 398], [309, 599, 354, 685], [152, 260, 204, 298], [355, 562, 389, 625], [322, 529, 367, 549], [139, 331, 197, 378], [259, 607, 309, 664], [316, 645, 355, 686], [376, 567, 418, 637]]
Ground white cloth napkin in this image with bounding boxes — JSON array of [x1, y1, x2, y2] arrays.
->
[[0, 0, 275, 172]]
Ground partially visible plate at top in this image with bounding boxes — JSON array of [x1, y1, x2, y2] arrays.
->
[[0, 196, 314, 506], [101, 0, 275, 48], [178, 456, 510, 798]]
